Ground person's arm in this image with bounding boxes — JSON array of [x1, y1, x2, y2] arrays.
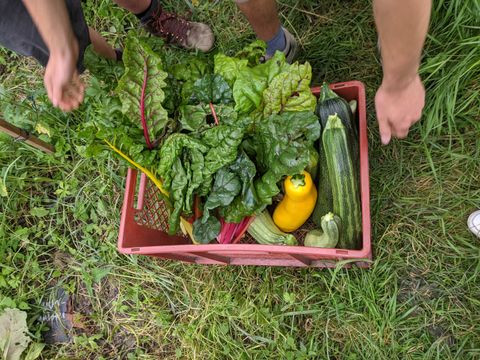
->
[[22, 0, 84, 111], [373, 0, 431, 144]]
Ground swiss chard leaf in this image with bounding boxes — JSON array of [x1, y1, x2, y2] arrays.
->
[[0, 309, 32, 360], [253, 111, 321, 204], [116, 34, 172, 145], [179, 104, 210, 132], [158, 133, 208, 190], [202, 126, 244, 177], [170, 57, 208, 81], [179, 104, 241, 132], [232, 51, 289, 114], [203, 167, 242, 217], [221, 150, 262, 223], [192, 215, 222, 244], [158, 125, 244, 234], [263, 62, 317, 116], [159, 137, 208, 234], [232, 71, 267, 114], [197, 125, 244, 196], [234, 40, 267, 66], [214, 54, 249, 87], [185, 74, 233, 105], [211, 105, 239, 126], [184, 148, 205, 215]]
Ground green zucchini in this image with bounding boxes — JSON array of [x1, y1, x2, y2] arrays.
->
[[311, 126, 333, 227], [312, 83, 360, 227], [315, 82, 357, 135], [304, 212, 341, 248], [315, 82, 359, 172], [247, 211, 297, 246], [322, 115, 362, 249]]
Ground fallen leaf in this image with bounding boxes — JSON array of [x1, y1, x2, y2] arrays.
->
[[0, 308, 32, 360]]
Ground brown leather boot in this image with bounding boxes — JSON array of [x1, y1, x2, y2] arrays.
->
[[141, 4, 214, 52]]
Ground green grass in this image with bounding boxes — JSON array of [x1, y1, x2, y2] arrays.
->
[[1, 0, 479, 359]]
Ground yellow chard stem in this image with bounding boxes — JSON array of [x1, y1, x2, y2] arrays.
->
[[105, 140, 197, 242], [104, 139, 170, 201]]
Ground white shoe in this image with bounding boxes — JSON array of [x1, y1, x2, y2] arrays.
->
[[467, 210, 480, 238]]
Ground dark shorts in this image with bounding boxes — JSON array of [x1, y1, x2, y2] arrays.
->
[[0, 0, 90, 72]]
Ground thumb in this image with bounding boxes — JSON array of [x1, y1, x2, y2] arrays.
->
[[378, 117, 392, 145]]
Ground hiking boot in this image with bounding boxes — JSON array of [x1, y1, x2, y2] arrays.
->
[[142, 7, 214, 52], [260, 28, 298, 64]]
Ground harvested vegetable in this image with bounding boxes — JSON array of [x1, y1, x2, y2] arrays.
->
[[304, 212, 341, 248], [116, 33, 173, 148], [312, 126, 333, 227], [315, 82, 356, 133], [158, 125, 245, 236], [105, 140, 168, 196], [322, 114, 362, 249], [89, 38, 325, 245], [316, 83, 360, 167], [262, 62, 317, 116], [313, 83, 359, 227], [247, 211, 297, 246], [273, 171, 317, 233], [250, 111, 320, 205]]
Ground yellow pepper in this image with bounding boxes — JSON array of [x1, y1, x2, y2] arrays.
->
[[273, 171, 317, 233]]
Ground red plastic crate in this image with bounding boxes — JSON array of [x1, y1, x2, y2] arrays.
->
[[118, 81, 371, 267]]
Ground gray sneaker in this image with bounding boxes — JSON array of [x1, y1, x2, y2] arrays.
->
[[260, 28, 298, 64], [468, 210, 480, 238], [142, 8, 214, 52]]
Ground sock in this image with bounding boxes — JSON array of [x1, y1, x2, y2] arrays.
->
[[266, 27, 286, 56], [135, 0, 157, 20]]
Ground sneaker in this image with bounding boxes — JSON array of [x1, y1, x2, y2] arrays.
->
[[142, 8, 214, 52], [260, 28, 298, 64], [467, 210, 480, 238]]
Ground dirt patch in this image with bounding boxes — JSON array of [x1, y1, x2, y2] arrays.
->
[[397, 271, 441, 305], [71, 278, 153, 357], [397, 271, 456, 346], [427, 324, 456, 346]]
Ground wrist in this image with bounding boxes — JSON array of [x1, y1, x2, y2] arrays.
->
[[49, 35, 79, 61], [381, 71, 419, 93]]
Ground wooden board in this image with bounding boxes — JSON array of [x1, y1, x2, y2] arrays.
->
[[0, 118, 55, 154]]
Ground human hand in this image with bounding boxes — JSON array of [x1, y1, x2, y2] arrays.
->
[[375, 74, 425, 145], [44, 48, 85, 111]]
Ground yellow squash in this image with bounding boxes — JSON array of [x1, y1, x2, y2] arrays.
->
[[273, 171, 317, 232]]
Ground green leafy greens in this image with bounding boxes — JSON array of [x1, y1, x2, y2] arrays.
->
[[116, 34, 173, 146], [84, 38, 320, 244]]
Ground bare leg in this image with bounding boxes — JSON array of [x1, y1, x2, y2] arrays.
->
[[112, 0, 151, 14], [235, 0, 280, 41], [88, 27, 116, 60]]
